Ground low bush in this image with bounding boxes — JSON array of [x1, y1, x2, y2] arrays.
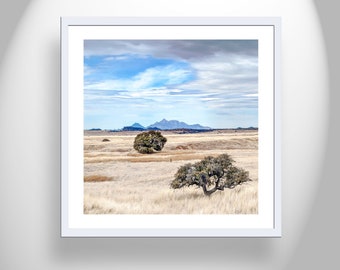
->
[[133, 131, 167, 154]]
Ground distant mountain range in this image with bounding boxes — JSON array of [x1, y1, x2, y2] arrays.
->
[[131, 123, 145, 129], [149, 119, 211, 130], [122, 119, 211, 131]]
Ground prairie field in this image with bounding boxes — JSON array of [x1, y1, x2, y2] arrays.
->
[[84, 130, 258, 214]]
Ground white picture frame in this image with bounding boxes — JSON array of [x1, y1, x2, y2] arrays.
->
[[61, 17, 281, 237]]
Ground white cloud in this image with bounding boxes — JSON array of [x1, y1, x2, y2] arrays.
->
[[84, 40, 258, 60], [85, 64, 193, 92], [132, 64, 193, 88], [200, 97, 221, 101], [179, 52, 258, 104], [84, 40, 258, 128], [84, 65, 94, 77]]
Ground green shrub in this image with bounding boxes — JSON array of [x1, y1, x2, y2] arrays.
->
[[133, 131, 167, 154], [170, 153, 251, 196]]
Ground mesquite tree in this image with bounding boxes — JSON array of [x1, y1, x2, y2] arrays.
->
[[133, 130, 167, 154], [170, 153, 250, 196]]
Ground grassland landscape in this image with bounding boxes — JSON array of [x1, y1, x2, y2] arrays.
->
[[84, 129, 258, 215]]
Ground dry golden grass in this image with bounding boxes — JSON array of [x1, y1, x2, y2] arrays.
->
[[83, 130, 258, 215], [84, 181, 257, 214]]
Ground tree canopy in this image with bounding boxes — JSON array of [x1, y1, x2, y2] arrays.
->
[[170, 153, 251, 196]]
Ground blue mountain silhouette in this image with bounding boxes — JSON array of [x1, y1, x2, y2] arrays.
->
[[147, 119, 211, 130]]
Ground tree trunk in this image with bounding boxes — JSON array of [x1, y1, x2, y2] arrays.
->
[[202, 184, 217, 196], [201, 177, 224, 196], [202, 184, 219, 196]]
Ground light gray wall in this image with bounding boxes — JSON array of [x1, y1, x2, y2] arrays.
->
[[0, 1, 338, 269]]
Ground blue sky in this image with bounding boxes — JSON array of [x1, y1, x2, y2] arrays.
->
[[84, 40, 258, 129]]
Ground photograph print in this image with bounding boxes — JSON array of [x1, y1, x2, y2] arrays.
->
[[83, 39, 259, 215]]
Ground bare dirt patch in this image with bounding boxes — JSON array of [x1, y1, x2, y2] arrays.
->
[[84, 175, 114, 182]]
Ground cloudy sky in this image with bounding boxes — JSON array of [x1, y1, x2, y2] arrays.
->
[[84, 40, 258, 129]]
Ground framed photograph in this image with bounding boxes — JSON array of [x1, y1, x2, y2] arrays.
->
[[61, 17, 281, 237]]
